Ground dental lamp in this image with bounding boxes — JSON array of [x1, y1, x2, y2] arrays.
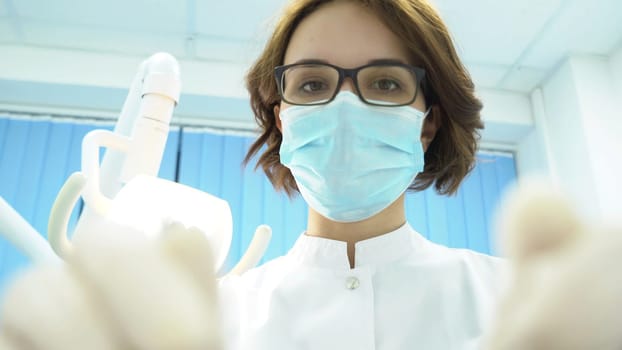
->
[[0, 52, 271, 276]]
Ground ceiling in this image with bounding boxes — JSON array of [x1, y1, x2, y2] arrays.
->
[[0, 0, 621, 94]]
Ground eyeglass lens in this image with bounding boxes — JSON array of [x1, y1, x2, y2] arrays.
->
[[281, 64, 418, 106]]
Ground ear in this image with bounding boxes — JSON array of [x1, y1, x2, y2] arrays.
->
[[274, 104, 282, 132], [420, 106, 441, 152]]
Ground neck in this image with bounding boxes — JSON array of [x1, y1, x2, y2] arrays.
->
[[305, 195, 407, 268]]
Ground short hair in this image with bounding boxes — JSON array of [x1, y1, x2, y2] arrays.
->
[[244, 0, 483, 196]]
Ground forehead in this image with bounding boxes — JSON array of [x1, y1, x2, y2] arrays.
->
[[283, 1, 412, 67]]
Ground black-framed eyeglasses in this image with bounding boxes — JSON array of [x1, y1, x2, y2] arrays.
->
[[274, 61, 426, 107]]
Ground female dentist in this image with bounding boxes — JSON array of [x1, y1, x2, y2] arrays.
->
[[0, 1, 506, 349], [220, 0, 506, 349]]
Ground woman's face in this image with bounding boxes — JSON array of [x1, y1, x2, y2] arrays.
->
[[276, 0, 437, 150]]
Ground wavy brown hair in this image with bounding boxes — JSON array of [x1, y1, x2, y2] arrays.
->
[[244, 0, 483, 196]]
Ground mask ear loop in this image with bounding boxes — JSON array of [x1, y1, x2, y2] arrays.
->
[[423, 106, 432, 118], [416, 106, 434, 139]]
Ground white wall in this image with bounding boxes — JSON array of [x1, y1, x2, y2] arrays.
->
[[572, 55, 621, 219], [478, 89, 533, 147], [517, 48, 622, 220], [515, 89, 552, 178], [611, 47, 622, 109]]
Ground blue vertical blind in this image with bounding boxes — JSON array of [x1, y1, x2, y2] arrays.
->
[[405, 154, 516, 254], [0, 115, 179, 293], [0, 116, 98, 291], [0, 115, 516, 291]]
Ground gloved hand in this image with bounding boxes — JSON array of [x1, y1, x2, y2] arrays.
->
[[0, 219, 222, 350], [484, 181, 622, 350]]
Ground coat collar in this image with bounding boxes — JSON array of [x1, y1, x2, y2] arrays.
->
[[288, 222, 426, 270]]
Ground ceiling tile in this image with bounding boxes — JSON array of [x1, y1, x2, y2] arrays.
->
[[13, 0, 186, 34], [521, 0, 622, 68], [194, 36, 261, 64], [431, 0, 563, 66], [0, 19, 16, 41], [0, 1, 7, 17], [195, 0, 289, 41], [21, 21, 186, 57]]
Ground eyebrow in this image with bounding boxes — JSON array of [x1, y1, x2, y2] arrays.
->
[[291, 58, 330, 65], [291, 58, 410, 66], [367, 58, 409, 65]]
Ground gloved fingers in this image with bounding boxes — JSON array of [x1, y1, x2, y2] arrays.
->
[[522, 227, 622, 349], [486, 181, 586, 350], [158, 220, 219, 297], [488, 180, 622, 350], [157, 221, 224, 346], [495, 180, 584, 265], [0, 333, 20, 350], [0, 264, 121, 350], [68, 219, 221, 350]]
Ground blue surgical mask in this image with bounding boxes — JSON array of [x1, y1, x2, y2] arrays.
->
[[279, 91, 429, 222]]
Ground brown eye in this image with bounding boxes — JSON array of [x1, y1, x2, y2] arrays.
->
[[370, 78, 401, 92], [300, 80, 330, 93]]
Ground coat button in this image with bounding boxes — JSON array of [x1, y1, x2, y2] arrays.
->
[[346, 276, 360, 290]]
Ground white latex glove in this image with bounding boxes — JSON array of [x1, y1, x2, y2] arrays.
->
[[0, 219, 222, 350], [484, 182, 622, 350]]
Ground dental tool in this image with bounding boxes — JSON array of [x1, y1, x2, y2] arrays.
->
[[0, 52, 271, 276], [0, 196, 59, 264]]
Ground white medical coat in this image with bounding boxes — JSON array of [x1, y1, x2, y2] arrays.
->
[[218, 223, 507, 350]]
